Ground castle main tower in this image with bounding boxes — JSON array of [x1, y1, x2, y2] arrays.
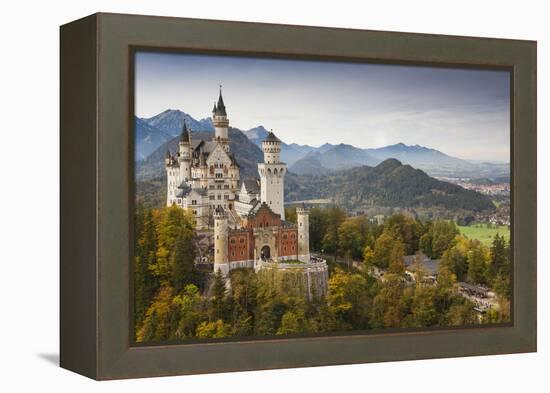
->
[[258, 131, 287, 220], [213, 207, 229, 276], [212, 86, 230, 151], [296, 204, 310, 263], [178, 120, 192, 183]]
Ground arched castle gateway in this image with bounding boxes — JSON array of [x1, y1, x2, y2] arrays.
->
[[166, 88, 328, 297]]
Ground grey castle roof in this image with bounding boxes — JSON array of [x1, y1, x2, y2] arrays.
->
[[247, 201, 280, 219], [175, 182, 191, 198], [213, 89, 227, 116], [180, 119, 190, 142], [264, 131, 281, 143], [240, 179, 260, 194], [175, 182, 208, 198], [190, 139, 239, 169]]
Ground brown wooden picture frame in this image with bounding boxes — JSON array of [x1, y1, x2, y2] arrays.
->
[[60, 12, 536, 380]]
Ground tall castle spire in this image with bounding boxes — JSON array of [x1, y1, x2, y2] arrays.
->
[[180, 119, 190, 142], [212, 85, 230, 146], [213, 85, 227, 116]]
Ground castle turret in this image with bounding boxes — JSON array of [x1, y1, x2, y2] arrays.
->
[[296, 204, 310, 263], [165, 150, 179, 206], [258, 131, 287, 219], [212, 86, 229, 148], [178, 120, 192, 182], [213, 207, 229, 276]]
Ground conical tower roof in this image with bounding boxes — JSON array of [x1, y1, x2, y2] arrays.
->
[[180, 119, 190, 142], [213, 86, 227, 116], [264, 131, 281, 143]]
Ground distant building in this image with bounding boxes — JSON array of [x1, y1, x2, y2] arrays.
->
[[402, 253, 440, 282]]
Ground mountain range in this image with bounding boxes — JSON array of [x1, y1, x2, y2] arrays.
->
[[285, 159, 494, 213], [135, 109, 509, 181]]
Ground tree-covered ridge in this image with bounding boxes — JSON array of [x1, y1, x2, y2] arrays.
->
[[285, 159, 495, 213], [134, 205, 511, 343]]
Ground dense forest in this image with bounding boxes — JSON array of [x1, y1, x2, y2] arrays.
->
[[134, 205, 511, 343]]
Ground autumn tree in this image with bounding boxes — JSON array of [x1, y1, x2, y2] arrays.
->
[[327, 268, 372, 330], [173, 284, 206, 339], [284, 207, 297, 223], [321, 207, 347, 259], [195, 320, 231, 338], [152, 205, 195, 281], [277, 311, 308, 335], [467, 241, 488, 284], [384, 214, 422, 255], [373, 228, 405, 271], [488, 234, 511, 300], [134, 208, 159, 328], [338, 219, 363, 270], [136, 285, 175, 342], [387, 241, 406, 275], [431, 221, 459, 258], [209, 269, 229, 322], [362, 245, 375, 273], [170, 228, 199, 292], [370, 275, 405, 329]]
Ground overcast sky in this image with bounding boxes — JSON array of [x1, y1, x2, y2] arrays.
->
[[135, 51, 510, 162]]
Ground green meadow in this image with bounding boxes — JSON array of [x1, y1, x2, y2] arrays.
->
[[457, 224, 510, 246]]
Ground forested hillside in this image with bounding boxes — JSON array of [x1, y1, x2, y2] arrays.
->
[[285, 159, 495, 213]]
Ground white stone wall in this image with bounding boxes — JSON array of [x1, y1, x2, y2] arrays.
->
[[297, 208, 310, 262], [258, 163, 287, 220], [178, 141, 192, 183], [214, 213, 229, 275], [166, 166, 180, 206], [213, 115, 229, 141]]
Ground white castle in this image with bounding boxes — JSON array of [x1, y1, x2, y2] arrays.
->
[[165, 88, 286, 228], [165, 88, 328, 296]]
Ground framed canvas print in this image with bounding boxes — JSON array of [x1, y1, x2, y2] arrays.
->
[[60, 13, 537, 380]]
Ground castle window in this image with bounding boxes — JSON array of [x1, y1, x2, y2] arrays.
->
[[217, 185, 222, 189], [232, 252, 235, 257], [192, 200, 197, 205], [239, 238, 245, 243], [241, 251, 244, 256], [217, 194, 221, 200], [230, 239, 236, 244], [209, 195, 214, 200], [300, 222, 302, 226], [224, 194, 229, 200]]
